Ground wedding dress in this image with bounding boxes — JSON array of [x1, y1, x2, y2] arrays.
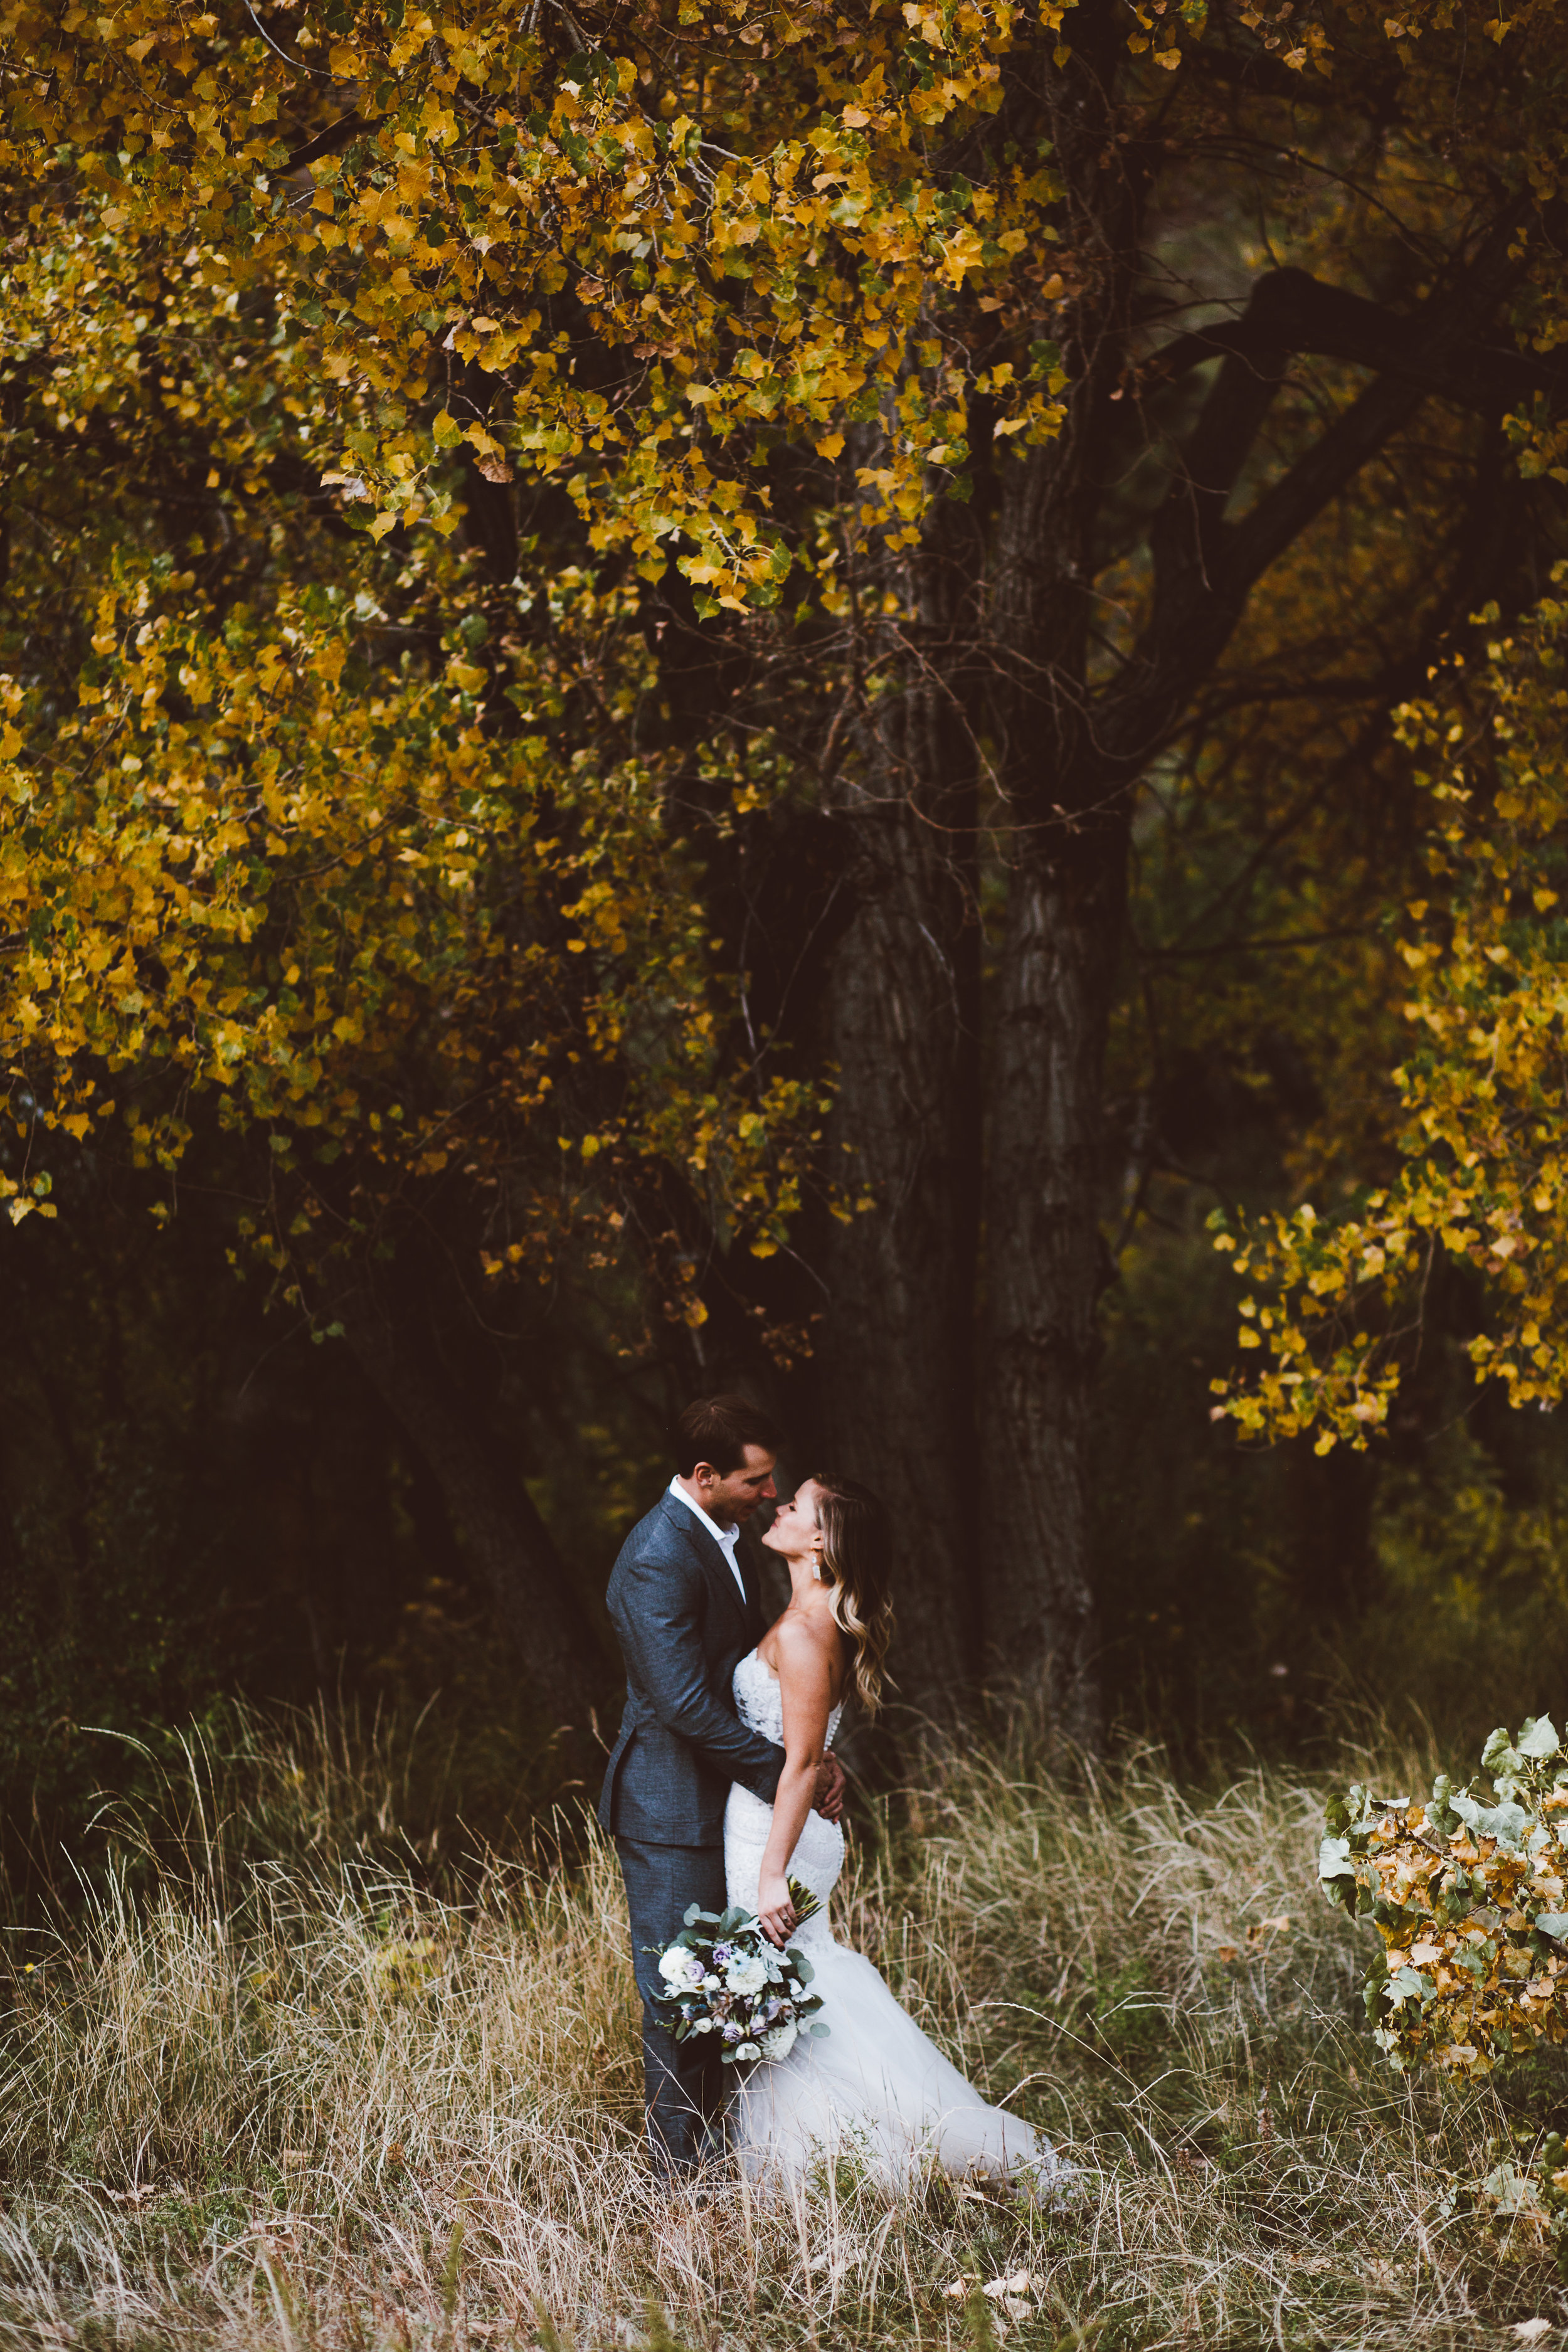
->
[[723, 1648, 1066, 2191]]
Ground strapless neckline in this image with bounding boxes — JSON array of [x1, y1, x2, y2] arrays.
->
[[734, 1646, 845, 1745]]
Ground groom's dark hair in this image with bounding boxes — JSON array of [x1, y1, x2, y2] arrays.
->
[[674, 1393, 783, 1476]]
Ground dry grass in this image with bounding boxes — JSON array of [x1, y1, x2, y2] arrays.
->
[[4, 1707, 1568, 2351]]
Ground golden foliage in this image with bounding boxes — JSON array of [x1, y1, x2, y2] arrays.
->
[[8, 0, 1568, 1338], [0, 0, 1073, 610], [1323, 1717, 1568, 2077], [1212, 578, 1568, 1448]]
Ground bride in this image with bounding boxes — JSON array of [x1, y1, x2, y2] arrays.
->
[[724, 1471, 1067, 2191]]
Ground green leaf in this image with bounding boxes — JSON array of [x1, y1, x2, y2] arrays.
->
[[1318, 1832, 1352, 1881]]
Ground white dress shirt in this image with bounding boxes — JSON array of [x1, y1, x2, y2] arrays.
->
[[667, 1473, 748, 1602]]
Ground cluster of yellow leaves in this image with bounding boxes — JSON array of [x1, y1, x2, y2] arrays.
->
[[0, 543, 820, 1301], [9, 0, 1561, 1332], [0, 0, 1074, 613], [1322, 1718, 1568, 2079], [1210, 574, 1568, 1448]]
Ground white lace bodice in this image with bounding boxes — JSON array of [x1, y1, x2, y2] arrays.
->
[[725, 1648, 846, 1952], [733, 1646, 845, 1748]]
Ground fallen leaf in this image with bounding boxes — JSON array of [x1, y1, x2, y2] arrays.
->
[[1247, 1915, 1292, 1942]]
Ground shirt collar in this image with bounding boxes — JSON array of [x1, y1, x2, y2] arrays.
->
[[667, 1472, 739, 1554]]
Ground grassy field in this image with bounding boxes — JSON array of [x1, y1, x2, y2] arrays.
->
[[4, 1707, 1568, 2351]]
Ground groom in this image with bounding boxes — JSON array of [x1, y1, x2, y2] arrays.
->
[[599, 1393, 845, 2177]]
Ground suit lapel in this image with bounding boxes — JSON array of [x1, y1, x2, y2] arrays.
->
[[738, 1539, 766, 1641], [662, 1494, 749, 1633]]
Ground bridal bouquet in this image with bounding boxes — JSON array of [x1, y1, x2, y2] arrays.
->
[[651, 1881, 830, 2064]]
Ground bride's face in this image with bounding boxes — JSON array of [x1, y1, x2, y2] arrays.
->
[[764, 1480, 824, 1565]]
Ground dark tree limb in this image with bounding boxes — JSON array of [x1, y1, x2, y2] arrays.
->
[[283, 112, 376, 173], [1142, 232, 1549, 421], [1184, 40, 1394, 108], [1099, 204, 1538, 778]]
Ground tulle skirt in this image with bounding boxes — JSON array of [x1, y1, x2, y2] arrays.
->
[[723, 1784, 1062, 2193]]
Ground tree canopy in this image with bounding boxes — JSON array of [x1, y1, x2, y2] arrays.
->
[[8, 0, 1568, 1739]]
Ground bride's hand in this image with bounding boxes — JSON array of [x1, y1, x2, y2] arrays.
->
[[756, 1872, 796, 1949]]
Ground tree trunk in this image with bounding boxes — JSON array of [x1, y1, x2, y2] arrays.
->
[[808, 497, 985, 1719], [342, 1270, 607, 1731], [978, 821, 1126, 1745], [973, 9, 1136, 1744]]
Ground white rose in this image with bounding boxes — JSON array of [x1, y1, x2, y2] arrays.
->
[[758, 2019, 798, 2060], [734, 2042, 761, 2061], [725, 1956, 768, 1996], [657, 1946, 696, 1986]]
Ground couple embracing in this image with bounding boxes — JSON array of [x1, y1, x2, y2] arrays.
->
[[598, 1393, 1066, 2193]]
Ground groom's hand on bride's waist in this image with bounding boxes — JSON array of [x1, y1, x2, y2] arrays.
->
[[812, 1751, 846, 1823]]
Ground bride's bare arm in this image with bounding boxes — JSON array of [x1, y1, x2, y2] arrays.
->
[[755, 1619, 837, 1947]]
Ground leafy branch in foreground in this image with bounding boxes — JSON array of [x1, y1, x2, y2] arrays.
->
[[1210, 573, 1568, 1451], [1322, 1715, 1568, 2079]]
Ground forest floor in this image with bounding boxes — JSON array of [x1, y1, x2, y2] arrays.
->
[[4, 1710, 1568, 2351]]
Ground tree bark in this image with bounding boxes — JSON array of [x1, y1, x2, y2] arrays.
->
[[972, 11, 1136, 1739], [978, 824, 1126, 1744], [342, 1269, 607, 1730], [808, 495, 985, 1719]]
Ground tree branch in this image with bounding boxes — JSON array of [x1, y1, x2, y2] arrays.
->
[[283, 112, 375, 173], [1184, 40, 1390, 108], [1142, 224, 1550, 420], [1094, 205, 1539, 778]]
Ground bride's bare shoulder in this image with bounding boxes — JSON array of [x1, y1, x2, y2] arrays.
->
[[763, 1608, 848, 1697]]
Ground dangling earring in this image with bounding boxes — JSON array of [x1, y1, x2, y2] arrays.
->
[[812, 1546, 828, 1584]]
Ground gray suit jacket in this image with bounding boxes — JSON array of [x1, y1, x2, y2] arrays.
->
[[598, 1490, 787, 1848]]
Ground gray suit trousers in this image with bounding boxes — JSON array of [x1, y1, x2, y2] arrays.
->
[[617, 1836, 729, 2176]]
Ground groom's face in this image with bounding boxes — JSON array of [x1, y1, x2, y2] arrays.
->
[[693, 1444, 778, 1528]]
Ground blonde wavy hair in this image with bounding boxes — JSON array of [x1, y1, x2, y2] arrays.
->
[[807, 1471, 895, 1717]]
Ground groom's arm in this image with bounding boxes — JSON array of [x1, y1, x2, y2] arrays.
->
[[612, 1549, 786, 1804]]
